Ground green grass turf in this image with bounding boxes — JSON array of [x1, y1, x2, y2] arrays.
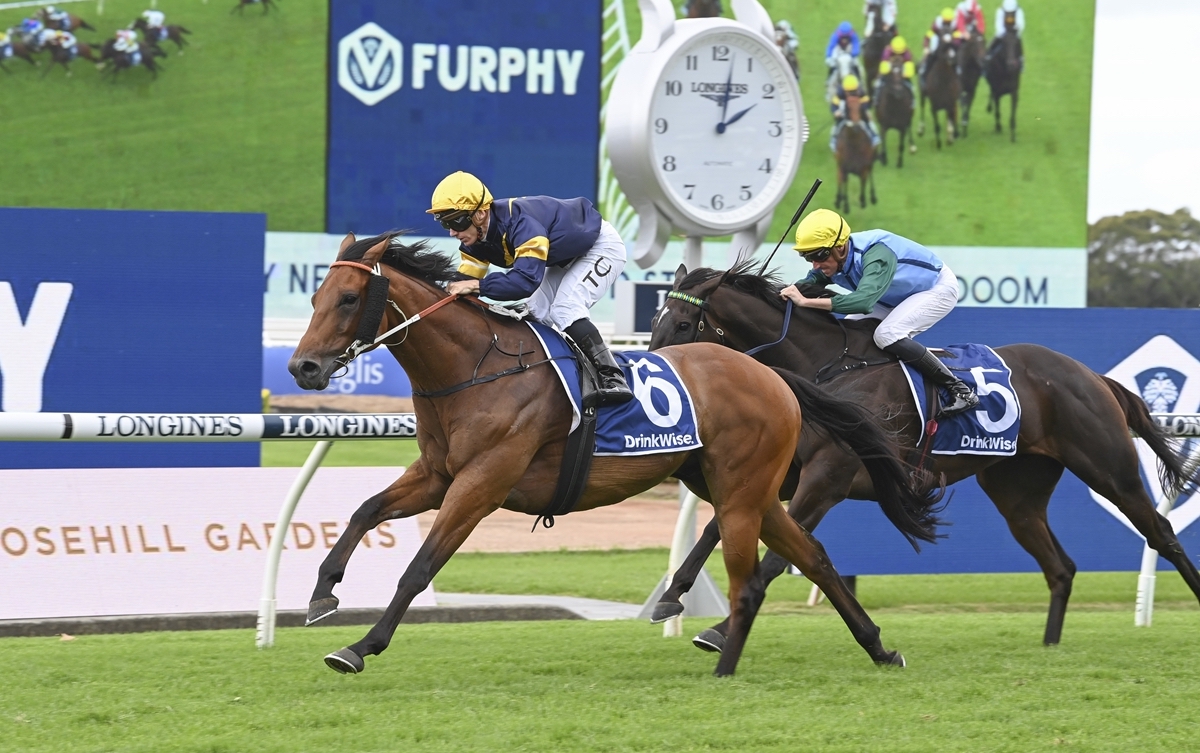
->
[[618, 0, 1092, 248], [4, 610, 1200, 752], [0, 0, 326, 231], [260, 438, 421, 468]]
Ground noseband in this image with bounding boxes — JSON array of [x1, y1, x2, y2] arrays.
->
[[328, 260, 458, 367]]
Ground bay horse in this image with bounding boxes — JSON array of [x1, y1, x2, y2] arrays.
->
[[3, 36, 39, 68], [133, 18, 191, 54], [985, 24, 1022, 141], [42, 41, 99, 76], [860, 4, 894, 91], [918, 35, 960, 148], [685, 0, 722, 18], [647, 262, 1200, 652], [834, 95, 876, 212], [958, 29, 986, 137], [99, 39, 163, 80], [875, 66, 915, 167], [38, 11, 94, 32], [289, 233, 942, 677]]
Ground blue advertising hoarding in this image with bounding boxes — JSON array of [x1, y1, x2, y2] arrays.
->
[[327, 0, 602, 236], [0, 208, 264, 468], [814, 308, 1200, 574]]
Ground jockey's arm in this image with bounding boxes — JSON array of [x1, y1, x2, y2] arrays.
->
[[827, 245, 897, 314]]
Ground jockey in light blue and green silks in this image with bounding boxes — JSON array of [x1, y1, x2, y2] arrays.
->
[[779, 208, 979, 417]]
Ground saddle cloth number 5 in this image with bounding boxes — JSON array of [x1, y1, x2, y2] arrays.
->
[[627, 357, 683, 429], [970, 366, 1018, 433]]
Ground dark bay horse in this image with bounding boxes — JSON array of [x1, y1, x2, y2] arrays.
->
[[958, 30, 986, 137], [985, 25, 1022, 141], [860, 4, 894, 91], [100, 39, 163, 80], [232, 0, 279, 15], [288, 233, 942, 677], [685, 0, 722, 18], [133, 18, 191, 54], [835, 96, 876, 212], [918, 35, 960, 148], [647, 263, 1200, 651], [875, 67, 915, 167], [3, 36, 39, 68]]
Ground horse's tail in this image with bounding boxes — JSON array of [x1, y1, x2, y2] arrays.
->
[[80, 20, 95, 31], [771, 367, 946, 549], [179, 26, 192, 34], [1102, 375, 1199, 498]]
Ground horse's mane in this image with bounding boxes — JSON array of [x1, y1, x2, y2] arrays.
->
[[678, 260, 834, 312], [338, 231, 460, 286]]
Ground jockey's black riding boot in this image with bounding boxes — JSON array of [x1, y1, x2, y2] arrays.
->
[[565, 319, 634, 405], [883, 337, 980, 418]]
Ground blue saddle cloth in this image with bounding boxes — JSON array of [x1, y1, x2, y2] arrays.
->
[[901, 343, 1021, 456], [527, 322, 703, 456]]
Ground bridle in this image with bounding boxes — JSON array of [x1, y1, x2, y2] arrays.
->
[[325, 259, 551, 398], [327, 260, 459, 370], [661, 284, 887, 383]]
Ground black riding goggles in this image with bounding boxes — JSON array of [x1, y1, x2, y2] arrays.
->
[[802, 246, 834, 263], [434, 210, 475, 232]]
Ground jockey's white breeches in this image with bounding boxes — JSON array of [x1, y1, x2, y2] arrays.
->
[[845, 265, 961, 348], [527, 220, 627, 331]]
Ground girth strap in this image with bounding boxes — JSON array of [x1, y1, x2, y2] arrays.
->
[[533, 341, 600, 530]]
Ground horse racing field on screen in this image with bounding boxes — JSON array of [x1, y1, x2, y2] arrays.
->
[[5, 607, 1199, 752]]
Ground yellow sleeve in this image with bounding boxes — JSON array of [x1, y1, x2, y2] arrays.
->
[[512, 235, 549, 262], [457, 252, 489, 279]]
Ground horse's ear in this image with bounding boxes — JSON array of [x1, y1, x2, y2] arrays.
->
[[337, 232, 356, 257], [360, 236, 390, 266], [673, 264, 688, 288]]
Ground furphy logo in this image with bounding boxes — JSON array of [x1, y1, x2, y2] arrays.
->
[[0, 282, 72, 412], [336, 22, 586, 106], [1090, 335, 1200, 535], [338, 22, 403, 106]]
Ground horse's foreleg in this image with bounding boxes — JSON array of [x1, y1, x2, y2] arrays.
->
[[306, 458, 446, 625], [869, 166, 877, 205], [651, 517, 721, 623], [1009, 89, 1018, 142], [977, 455, 1074, 645], [917, 92, 926, 137], [933, 110, 942, 150], [759, 503, 902, 666], [994, 93, 1002, 133], [947, 104, 957, 145], [859, 171, 867, 208]]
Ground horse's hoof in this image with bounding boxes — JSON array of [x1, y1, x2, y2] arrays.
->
[[306, 596, 340, 626], [877, 651, 906, 668], [692, 628, 726, 653], [650, 601, 684, 624], [324, 648, 365, 674]]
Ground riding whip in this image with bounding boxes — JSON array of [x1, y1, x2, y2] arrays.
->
[[757, 178, 823, 275]]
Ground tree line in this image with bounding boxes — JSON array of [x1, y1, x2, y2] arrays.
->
[[1088, 208, 1200, 308]]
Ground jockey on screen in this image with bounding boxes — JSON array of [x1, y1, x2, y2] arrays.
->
[[863, 0, 898, 37], [430, 171, 633, 404], [825, 21, 861, 70], [113, 28, 139, 54], [878, 36, 915, 94], [920, 8, 961, 87], [141, 9, 166, 39], [780, 209, 979, 418], [989, 0, 1025, 71], [830, 74, 881, 151], [954, 0, 986, 37], [42, 5, 69, 24]]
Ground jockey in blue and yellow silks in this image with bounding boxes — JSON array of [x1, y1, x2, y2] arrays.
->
[[429, 171, 633, 404], [779, 209, 979, 417]]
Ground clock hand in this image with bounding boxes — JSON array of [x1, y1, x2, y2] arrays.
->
[[721, 104, 757, 129], [716, 54, 735, 133]]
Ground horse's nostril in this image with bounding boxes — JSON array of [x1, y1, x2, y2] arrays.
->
[[299, 360, 320, 376]]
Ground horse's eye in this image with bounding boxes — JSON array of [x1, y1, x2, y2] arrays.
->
[[678, 321, 691, 332], [340, 293, 359, 307]]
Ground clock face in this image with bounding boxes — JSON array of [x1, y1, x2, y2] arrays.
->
[[649, 29, 803, 228]]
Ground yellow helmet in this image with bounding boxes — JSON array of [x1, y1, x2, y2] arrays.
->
[[793, 209, 851, 253], [842, 74, 860, 91], [902, 60, 916, 78], [940, 8, 955, 21], [427, 171, 494, 214], [878, 60, 893, 76], [890, 36, 908, 54]]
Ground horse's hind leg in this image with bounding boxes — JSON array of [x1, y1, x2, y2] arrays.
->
[[868, 167, 877, 205], [307, 459, 446, 625], [994, 94, 1002, 133], [757, 503, 902, 666], [977, 454, 1075, 645], [1059, 425, 1200, 607]]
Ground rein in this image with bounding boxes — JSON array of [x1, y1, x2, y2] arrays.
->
[[327, 260, 558, 398]]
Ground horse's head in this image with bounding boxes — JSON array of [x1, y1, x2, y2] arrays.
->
[[648, 265, 723, 350], [649, 261, 788, 351], [288, 232, 395, 390]]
